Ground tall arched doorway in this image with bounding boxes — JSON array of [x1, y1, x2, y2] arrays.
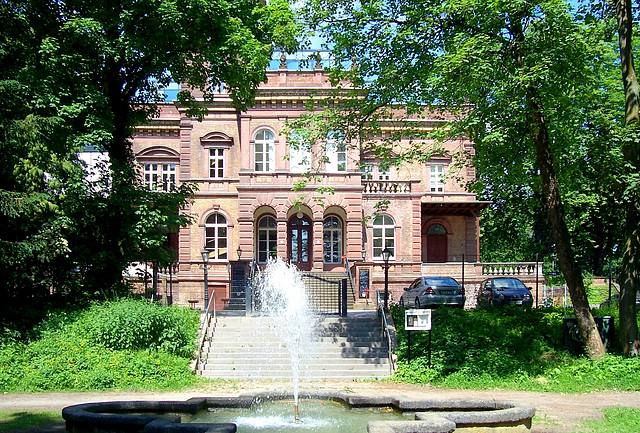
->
[[288, 215, 312, 270], [427, 223, 448, 263]]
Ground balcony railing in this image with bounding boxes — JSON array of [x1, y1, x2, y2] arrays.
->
[[362, 180, 412, 194], [481, 262, 541, 276], [420, 261, 543, 280]]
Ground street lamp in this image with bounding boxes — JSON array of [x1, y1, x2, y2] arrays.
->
[[237, 245, 242, 261], [201, 248, 210, 312], [381, 247, 392, 311]]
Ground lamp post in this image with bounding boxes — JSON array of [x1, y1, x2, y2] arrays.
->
[[237, 246, 242, 261], [201, 248, 210, 312], [381, 247, 392, 311]]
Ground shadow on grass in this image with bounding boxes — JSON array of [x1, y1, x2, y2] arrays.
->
[[0, 410, 64, 433]]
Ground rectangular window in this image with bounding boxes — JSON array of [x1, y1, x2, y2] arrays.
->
[[430, 164, 445, 192], [209, 148, 224, 178], [290, 145, 311, 173], [326, 140, 347, 172], [378, 169, 390, 180], [144, 163, 177, 191], [360, 164, 373, 180]]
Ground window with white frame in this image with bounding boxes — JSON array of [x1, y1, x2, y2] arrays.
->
[[254, 129, 275, 172], [430, 164, 445, 192], [378, 167, 390, 180], [209, 148, 225, 178], [323, 216, 343, 264], [289, 134, 311, 173], [143, 163, 177, 191], [372, 214, 395, 259], [326, 131, 346, 172], [204, 213, 228, 260], [360, 164, 373, 180], [257, 215, 277, 263]]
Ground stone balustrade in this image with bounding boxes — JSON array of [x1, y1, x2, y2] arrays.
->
[[362, 180, 412, 194], [481, 262, 541, 276]]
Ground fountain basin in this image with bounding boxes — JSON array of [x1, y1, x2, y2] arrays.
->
[[62, 390, 535, 433]]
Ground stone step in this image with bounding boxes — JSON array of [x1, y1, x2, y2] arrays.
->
[[202, 348, 389, 358], [202, 358, 389, 367], [201, 367, 389, 381], [197, 311, 390, 380], [209, 332, 382, 341]]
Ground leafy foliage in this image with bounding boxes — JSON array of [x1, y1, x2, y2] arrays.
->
[[81, 299, 199, 358], [391, 304, 640, 392], [0, 299, 199, 392], [1, 0, 299, 326]]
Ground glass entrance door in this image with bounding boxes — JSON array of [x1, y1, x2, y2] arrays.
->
[[288, 216, 312, 271]]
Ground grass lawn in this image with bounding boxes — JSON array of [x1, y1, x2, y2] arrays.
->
[[573, 407, 640, 432], [0, 409, 63, 432]]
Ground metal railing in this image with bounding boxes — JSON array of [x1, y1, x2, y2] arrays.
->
[[299, 274, 348, 316], [377, 290, 396, 375], [344, 256, 356, 301], [194, 290, 216, 373]]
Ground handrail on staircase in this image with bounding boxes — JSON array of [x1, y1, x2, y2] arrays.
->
[[377, 290, 396, 375], [245, 260, 259, 313], [194, 288, 216, 373], [344, 256, 356, 300]]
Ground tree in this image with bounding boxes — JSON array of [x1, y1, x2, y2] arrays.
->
[[303, 0, 615, 357], [612, 0, 640, 356], [0, 0, 299, 320]]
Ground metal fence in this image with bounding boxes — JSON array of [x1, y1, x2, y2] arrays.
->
[[301, 274, 348, 316], [245, 274, 348, 316]]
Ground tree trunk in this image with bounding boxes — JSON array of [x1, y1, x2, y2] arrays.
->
[[527, 87, 606, 359], [615, 0, 640, 356]]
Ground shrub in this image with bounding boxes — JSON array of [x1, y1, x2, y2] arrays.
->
[[80, 299, 199, 358], [390, 303, 640, 392], [0, 299, 200, 392]]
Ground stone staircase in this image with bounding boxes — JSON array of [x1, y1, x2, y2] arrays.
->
[[198, 311, 390, 380]]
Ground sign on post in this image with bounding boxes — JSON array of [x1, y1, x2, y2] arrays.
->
[[405, 309, 432, 331]]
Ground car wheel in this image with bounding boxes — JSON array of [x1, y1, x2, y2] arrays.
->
[[415, 298, 421, 309]]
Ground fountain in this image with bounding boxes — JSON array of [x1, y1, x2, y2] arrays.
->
[[62, 391, 536, 433], [62, 258, 536, 432], [252, 258, 317, 421]]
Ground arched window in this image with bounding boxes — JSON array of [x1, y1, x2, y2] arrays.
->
[[257, 215, 277, 263], [254, 129, 275, 172], [205, 213, 228, 260], [323, 216, 343, 264], [428, 224, 447, 235], [373, 214, 395, 259]]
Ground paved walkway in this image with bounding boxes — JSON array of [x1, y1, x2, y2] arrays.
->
[[2, 381, 639, 433]]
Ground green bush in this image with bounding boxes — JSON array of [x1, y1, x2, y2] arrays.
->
[[80, 299, 199, 358], [0, 299, 199, 392], [390, 304, 640, 392]]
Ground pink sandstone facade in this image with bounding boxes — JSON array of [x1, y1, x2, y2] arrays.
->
[[132, 65, 541, 309]]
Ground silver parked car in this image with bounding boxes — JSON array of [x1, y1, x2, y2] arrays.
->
[[400, 276, 466, 309]]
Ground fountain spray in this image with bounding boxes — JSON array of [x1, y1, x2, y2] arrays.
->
[[256, 258, 317, 422]]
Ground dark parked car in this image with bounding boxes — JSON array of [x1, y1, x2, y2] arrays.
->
[[400, 276, 466, 309], [478, 277, 533, 308]]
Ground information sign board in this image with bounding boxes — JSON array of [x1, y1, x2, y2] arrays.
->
[[405, 309, 432, 331]]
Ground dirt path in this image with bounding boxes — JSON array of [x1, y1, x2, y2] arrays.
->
[[2, 381, 639, 432]]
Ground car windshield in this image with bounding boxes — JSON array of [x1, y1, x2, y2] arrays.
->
[[493, 279, 526, 290], [423, 277, 458, 286]]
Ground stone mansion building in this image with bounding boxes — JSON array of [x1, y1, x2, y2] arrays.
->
[[129, 60, 538, 310]]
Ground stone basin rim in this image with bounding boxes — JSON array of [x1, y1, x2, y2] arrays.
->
[[62, 390, 535, 433]]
